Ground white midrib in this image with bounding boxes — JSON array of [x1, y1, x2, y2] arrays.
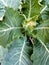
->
[[40, 5, 47, 14], [0, 27, 21, 33], [34, 27, 49, 30], [19, 40, 26, 65], [39, 39, 49, 53]]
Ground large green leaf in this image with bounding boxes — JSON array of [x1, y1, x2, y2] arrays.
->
[[35, 20, 49, 43], [2, 37, 33, 65], [22, 0, 42, 20], [33, 39, 49, 65], [0, 8, 24, 47], [34, 3, 49, 43]]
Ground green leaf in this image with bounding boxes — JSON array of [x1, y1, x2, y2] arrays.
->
[[35, 20, 49, 43], [2, 37, 33, 65], [33, 39, 49, 65], [22, 0, 42, 20], [34, 5, 49, 43], [0, 8, 24, 47]]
